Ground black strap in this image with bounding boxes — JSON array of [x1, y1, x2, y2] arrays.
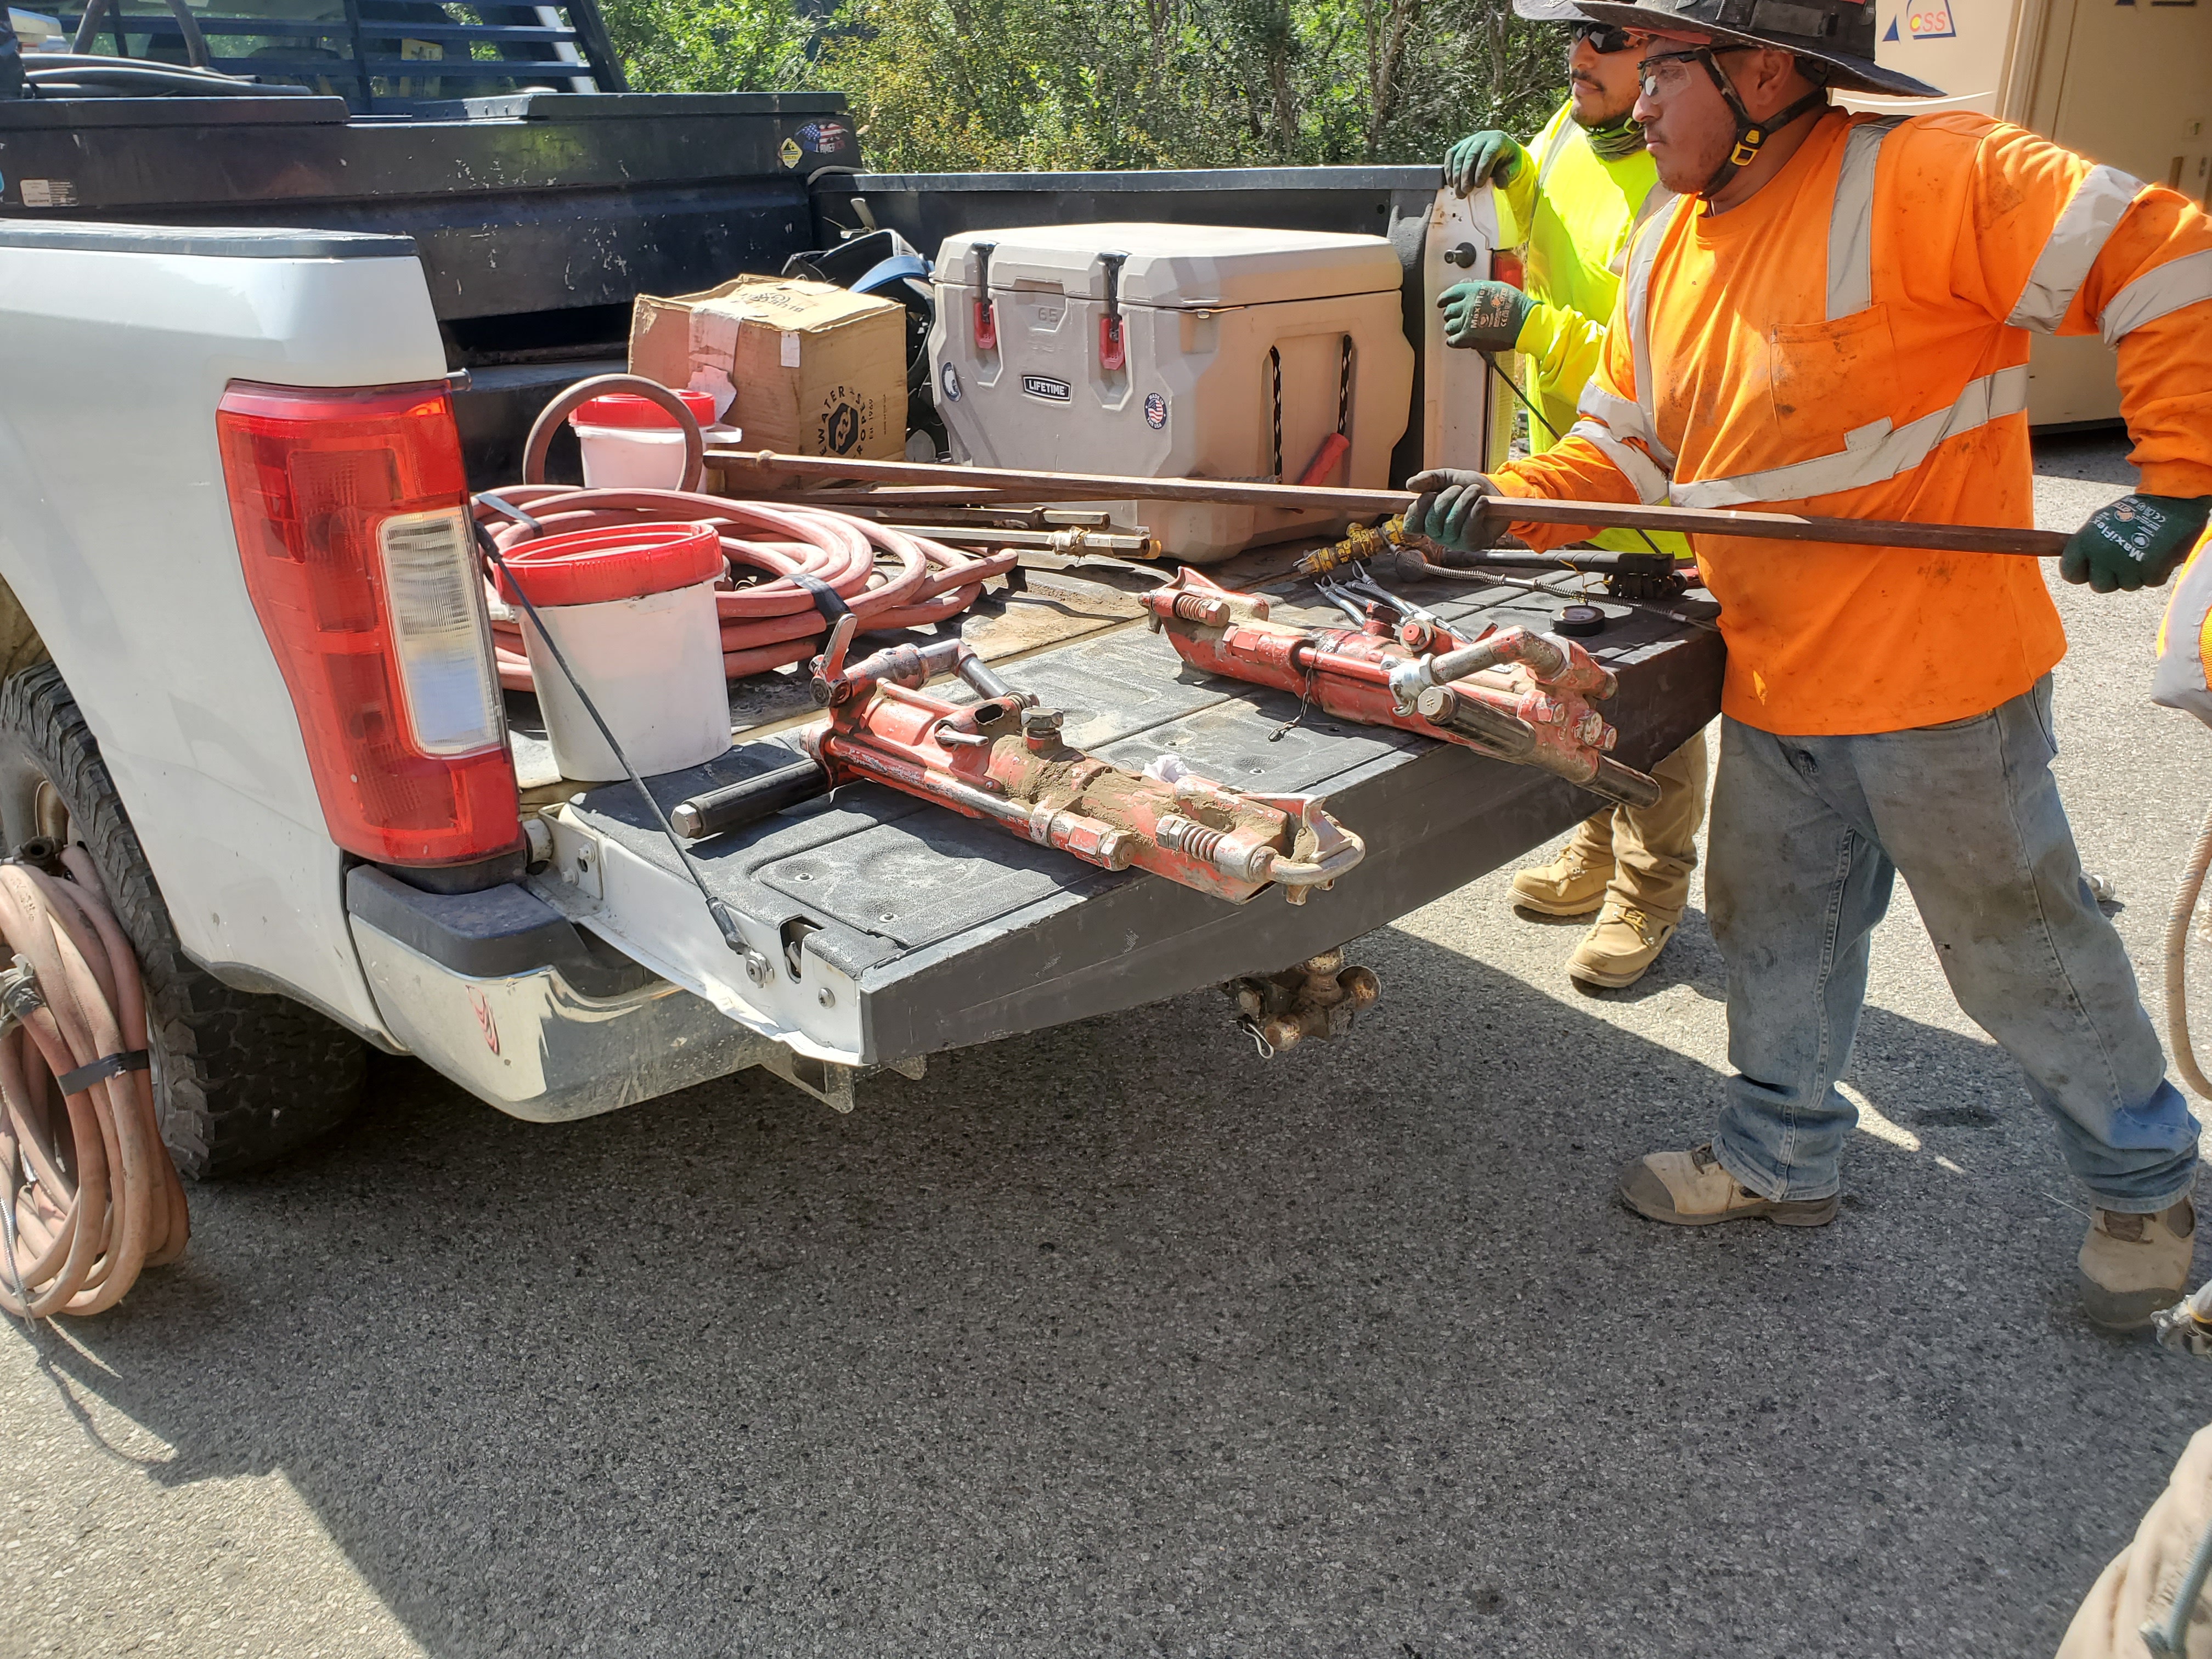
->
[[1697, 51, 1830, 199], [791, 572, 851, 625], [55, 1049, 149, 1098]]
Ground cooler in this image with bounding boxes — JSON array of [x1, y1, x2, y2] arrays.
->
[[927, 223, 1414, 563]]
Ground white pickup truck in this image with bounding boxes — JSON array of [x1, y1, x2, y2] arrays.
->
[[0, 95, 1722, 1180]]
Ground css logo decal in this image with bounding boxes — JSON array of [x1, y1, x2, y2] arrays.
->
[[1906, 3, 1955, 38]]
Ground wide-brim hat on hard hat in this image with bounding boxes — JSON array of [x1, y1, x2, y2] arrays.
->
[[1576, 0, 1945, 97]]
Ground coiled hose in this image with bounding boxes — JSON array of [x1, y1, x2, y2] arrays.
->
[[484, 376, 1017, 689], [2168, 798, 2212, 1101], [0, 848, 187, 1319]]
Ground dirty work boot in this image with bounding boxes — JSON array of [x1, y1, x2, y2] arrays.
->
[[1618, 1144, 1838, 1227], [1510, 816, 1614, 916], [2079, 1199, 2197, 1330], [1567, 902, 1677, 989]]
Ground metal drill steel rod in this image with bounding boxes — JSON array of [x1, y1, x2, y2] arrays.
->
[[710, 451, 2068, 558]]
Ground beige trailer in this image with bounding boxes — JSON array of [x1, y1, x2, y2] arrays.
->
[[1844, 0, 2212, 425]]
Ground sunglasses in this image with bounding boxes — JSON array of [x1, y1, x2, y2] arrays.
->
[[1572, 21, 1639, 53]]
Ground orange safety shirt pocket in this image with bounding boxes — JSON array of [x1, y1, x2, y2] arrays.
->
[[1765, 304, 1900, 445]]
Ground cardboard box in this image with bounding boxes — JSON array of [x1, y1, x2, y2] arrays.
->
[[629, 275, 906, 461]]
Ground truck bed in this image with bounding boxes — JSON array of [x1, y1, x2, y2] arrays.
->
[[539, 560, 1722, 1068]]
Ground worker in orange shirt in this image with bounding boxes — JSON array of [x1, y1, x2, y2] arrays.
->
[[1406, 0, 2212, 1327]]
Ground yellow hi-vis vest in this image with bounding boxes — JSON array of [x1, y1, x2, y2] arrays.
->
[[2157, 524, 2212, 729], [1496, 101, 1689, 561]]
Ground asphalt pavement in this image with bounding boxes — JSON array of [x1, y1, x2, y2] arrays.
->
[[5, 431, 2212, 1658]]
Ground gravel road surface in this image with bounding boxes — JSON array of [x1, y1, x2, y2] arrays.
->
[[4, 432, 2211, 1658]]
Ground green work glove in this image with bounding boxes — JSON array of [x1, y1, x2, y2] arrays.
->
[[1444, 130, 1524, 197], [1406, 469, 1501, 553], [2059, 494, 2212, 592], [1440, 280, 1535, 353]]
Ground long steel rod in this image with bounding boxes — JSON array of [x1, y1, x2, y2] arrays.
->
[[708, 450, 2069, 558]]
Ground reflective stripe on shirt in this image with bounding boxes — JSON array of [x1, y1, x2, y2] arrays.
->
[[1620, 209, 1673, 475], [1567, 417, 1672, 504], [2100, 248, 2212, 346], [1577, 381, 1675, 470], [1825, 117, 1904, 320], [1669, 364, 2029, 508], [2006, 164, 2145, 332]]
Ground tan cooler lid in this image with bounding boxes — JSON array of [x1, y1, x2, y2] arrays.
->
[[935, 222, 1403, 309]]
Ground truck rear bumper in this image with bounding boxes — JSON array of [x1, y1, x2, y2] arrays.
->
[[344, 866, 776, 1122]]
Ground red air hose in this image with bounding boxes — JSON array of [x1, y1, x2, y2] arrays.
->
[[0, 848, 188, 1319], [484, 377, 1017, 689]]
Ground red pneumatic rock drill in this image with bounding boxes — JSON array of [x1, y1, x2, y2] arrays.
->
[[1139, 567, 1662, 810], [670, 613, 1367, 905]]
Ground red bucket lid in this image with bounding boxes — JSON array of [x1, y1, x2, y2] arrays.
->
[[569, 389, 716, 430], [495, 523, 727, 610]]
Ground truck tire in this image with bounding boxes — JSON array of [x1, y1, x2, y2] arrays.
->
[[0, 662, 365, 1177]]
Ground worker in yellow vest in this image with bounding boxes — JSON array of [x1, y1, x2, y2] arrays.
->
[[1440, 0, 1707, 991]]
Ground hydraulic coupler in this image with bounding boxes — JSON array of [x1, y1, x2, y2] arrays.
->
[[1141, 567, 1661, 810], [782, 615, 1364, 905]]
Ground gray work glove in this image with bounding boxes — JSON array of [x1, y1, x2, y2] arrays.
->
[[1443, 131, 1525, 198], [1406, 469, 1501, 553]]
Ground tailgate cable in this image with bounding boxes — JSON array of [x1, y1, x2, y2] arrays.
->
[[473, 496, 751, 958]]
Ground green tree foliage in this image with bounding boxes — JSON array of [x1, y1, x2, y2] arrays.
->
[[603, 0, 814, 94], [600, 0, 1569, 172]]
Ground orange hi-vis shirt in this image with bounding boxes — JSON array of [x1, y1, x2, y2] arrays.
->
[[1491, 109, 2212, 735]]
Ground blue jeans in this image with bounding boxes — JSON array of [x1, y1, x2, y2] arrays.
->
[[1706, 676, 2198, 1212]]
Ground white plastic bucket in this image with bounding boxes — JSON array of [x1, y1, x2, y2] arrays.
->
[[569, 390, 719, 491], [498, 523, 731, 782]]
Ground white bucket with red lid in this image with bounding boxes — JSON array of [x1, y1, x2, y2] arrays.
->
[[569, 390, 723, 491], [497, 523, 730, 782]]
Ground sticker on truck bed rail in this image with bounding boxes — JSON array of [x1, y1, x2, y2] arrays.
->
[[779, 138, 803, 168], [17, 180, 77, 208], [796, 121, 850, 155], [1022, 375, 1072, 402]]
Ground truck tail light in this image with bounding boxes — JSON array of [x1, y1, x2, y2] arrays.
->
[[216, 381, 521, 867]]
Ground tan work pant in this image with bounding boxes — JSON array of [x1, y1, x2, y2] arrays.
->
[[1561, 724, 1711, 922], [2060, 1424, 2212, 1658]]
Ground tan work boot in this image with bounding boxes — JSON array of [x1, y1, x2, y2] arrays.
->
[[1567, 903, 1678, 989], [2079, 1199, 2197, 1330], [1618, 1144, 1838, 1227], [1510, 825, 1614, 917]]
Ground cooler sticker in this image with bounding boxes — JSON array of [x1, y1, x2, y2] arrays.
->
[[941, 363, 962, 402], [1144, 392, 1168, 430], [795, 121, 850, 155], [780, 331, 801, 368], [1904, 2, 1955, 37], [18, 179, 76, 208], [1022, 374, 1072, 402], [778, 137, 803, 168]]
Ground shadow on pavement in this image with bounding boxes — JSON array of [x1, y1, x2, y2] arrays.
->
[[25, 924, 2209, 1657]]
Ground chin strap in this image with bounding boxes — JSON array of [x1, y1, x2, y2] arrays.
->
[[1695, 49, 1830, 199]]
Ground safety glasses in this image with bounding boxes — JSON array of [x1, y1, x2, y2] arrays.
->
[[1572, 21, 1639, 53], [1635, 43, 1751, 99]]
